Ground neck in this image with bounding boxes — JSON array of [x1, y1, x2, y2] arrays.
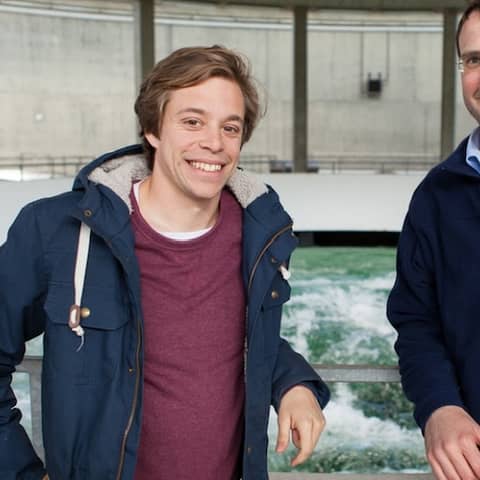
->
[[138, 175, 221, 232]]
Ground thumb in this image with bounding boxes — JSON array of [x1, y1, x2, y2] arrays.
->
[[276, 413, 291, 453]]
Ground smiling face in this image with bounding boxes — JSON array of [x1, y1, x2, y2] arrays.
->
[[145, 76, 245, 209], [459, 10, 480, 124]]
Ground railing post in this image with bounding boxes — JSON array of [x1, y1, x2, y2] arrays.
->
[[29, 365, 44, 460], [17, 357, 44, 460]]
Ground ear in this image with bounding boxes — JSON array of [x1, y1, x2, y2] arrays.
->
[[145, 131, 161, 148]]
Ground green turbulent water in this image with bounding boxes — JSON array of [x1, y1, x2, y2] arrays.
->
[[12, 247, 430, 473], [267, 247, 429, 474]]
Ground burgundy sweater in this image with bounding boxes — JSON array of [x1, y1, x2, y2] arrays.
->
[[132, 188, 245, 480]]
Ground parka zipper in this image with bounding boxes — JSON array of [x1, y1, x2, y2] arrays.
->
[[242, 222, 294, 474], [115, 312, 143, 480], [247, 222, 293, 299], [244, 222, 294, 379]]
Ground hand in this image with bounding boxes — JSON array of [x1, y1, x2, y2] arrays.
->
[[276, 385, 326, 466], [425, 405, 480, 480]]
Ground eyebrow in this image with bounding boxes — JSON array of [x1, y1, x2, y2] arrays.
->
[[461, 50, 480, 57], [176, 108, 244, 124]]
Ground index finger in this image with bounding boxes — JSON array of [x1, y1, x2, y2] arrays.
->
[[290, 421, 315, 467]]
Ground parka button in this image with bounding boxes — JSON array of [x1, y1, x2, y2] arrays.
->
[[128, 368, 134, 374], [83, 209, 93, 217], [271, 290, 279, 300], [270, 256, 278, 264], [80, 307, 90, 318], [247, 446, 252, 454]]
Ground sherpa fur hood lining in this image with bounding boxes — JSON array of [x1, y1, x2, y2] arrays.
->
[[87, 153, 269, 213]]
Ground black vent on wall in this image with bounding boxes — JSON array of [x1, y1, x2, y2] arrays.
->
[[367, 73, 382, 97]]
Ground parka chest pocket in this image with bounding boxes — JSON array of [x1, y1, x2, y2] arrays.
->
[[43, 283, 130, 384], [261, 273, 291, 358]]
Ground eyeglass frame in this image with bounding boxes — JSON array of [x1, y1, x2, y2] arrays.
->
[[457, 52, 480, 73]]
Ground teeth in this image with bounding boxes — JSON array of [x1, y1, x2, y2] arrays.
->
[[190, 161, 222, 172]]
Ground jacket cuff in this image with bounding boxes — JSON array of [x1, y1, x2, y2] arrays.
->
[[415, 390, 465, 433], [272, 378, 330, 412]]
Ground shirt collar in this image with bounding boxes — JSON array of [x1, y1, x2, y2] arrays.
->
[[466, 126, 480, 174]]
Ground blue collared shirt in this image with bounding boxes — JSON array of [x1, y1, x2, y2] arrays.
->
[[466, 127, 480, 174]]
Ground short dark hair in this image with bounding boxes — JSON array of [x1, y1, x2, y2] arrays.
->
[[134, 45, 262, 169], [456, 0, 480, 56]]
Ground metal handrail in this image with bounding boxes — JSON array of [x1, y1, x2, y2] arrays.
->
[[15, 357, 433, 478], [0, 153, 439, 179]]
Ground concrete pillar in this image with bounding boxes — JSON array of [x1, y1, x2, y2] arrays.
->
[[441, 9, 457, 160], [293, 6, 308, 172], [134, 0, 155, 91]]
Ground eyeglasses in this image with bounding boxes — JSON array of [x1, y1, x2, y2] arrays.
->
[[458, 53, 480, 73]]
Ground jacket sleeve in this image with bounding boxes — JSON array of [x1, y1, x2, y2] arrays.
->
[[387, 211, 464, 432], [0, 204, 47, 478], [271, 338, 330, 412]]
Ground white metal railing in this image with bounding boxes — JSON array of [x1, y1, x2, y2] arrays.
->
[[267, 153, 439, 174], [15, 357, 433, 479], [0, 155, 91, 180]]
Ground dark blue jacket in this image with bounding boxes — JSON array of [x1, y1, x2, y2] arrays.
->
[[0, 145, 329, 480], [387, 137, 480, 431]]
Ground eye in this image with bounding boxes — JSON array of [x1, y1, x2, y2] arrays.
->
[[223, 124, 241, 136], [182, 118, 202, 128], [465, 54, 480, 66]]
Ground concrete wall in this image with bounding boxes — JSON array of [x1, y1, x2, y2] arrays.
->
[[1, 5, 137, 159], [0, 1, 476, 164]]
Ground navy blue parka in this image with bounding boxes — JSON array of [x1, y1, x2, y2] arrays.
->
[[387, 137, 480, 432], [0, 145, 329, 480]]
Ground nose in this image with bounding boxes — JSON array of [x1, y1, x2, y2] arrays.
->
[[199, 126, 224, 153]]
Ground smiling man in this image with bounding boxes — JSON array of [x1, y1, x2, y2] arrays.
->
[[387, 3, 480, 480], [0, 46, 329, 480]]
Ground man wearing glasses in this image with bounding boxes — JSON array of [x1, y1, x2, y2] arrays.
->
[[388, 2, 480, 479]]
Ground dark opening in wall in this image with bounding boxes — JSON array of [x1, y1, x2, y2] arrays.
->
[[367, 73, 383, 97], [296, 231, 399, 247]]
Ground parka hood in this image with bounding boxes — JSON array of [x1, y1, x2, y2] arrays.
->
[[73, 144, 269, 213]]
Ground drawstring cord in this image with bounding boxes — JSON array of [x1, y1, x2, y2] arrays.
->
[[279, 264, 291, 280], [68, 222, 91, 352]]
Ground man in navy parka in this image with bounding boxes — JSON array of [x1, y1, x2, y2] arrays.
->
[[0, 46, 329, 479], [387, 3, 480, 479]]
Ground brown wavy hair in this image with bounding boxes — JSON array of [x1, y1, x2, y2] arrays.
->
[[134, 45, 262, 168]]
